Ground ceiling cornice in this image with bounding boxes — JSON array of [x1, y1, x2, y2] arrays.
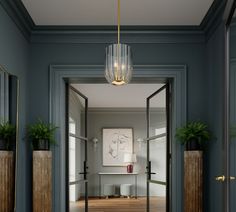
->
[[200, 0, 227, 40], [0, 0, 34, 41], [30, 28, 205, 44], [0, 0, 227, 42]]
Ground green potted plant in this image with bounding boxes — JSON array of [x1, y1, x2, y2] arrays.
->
[[175, 121, 211, 150], [0, 121, 16, 150], [27, 119, 58, 150]]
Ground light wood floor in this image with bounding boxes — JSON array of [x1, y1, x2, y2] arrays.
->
[[70, 197, 166, 212]]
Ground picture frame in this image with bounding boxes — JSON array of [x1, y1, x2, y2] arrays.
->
[[102, 128, 133, 166]]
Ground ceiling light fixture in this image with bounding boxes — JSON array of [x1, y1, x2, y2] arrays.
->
[[105, 0, 133, 86]]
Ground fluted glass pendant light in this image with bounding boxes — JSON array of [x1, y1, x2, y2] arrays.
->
[[105, 0, 133, 86]]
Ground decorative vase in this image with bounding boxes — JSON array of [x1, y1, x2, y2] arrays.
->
[[186, 139, 201, 151], [33, 139, 50, 151], [127, 164, 133, 173]]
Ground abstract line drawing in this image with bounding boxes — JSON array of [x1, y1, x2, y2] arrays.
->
[[103, 128, 133, 166]]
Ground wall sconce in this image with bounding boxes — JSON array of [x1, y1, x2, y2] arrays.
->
[[137, 138, 145, 151], [91, 137, 99, 151], [137, 138, 144, 143]]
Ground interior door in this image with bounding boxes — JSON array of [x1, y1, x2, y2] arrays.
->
[[229, 59, 236, 211], [228, 5, 236, 211], [146, 83, 171, 212], [66, 84, 89, 212]]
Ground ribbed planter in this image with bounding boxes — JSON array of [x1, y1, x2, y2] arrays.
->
[[0, 151, 14, 212]]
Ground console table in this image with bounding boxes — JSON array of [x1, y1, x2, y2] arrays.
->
[[98, 172, 138, 198]]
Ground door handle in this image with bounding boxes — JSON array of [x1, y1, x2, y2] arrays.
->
[[79, 172, 89, 175], [215, 175, 226, 182], [145, 172, 156, 174], [230, 176, 236, 181]]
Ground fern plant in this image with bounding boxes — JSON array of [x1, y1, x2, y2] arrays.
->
[[0, 121, 16, 150], [176, 121, 211, 146], [27, 119, 58, 149]]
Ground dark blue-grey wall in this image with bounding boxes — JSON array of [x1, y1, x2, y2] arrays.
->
[[206, 22, 225, 211], [0, 4, 30, 212], [28, 41, 207, 122]]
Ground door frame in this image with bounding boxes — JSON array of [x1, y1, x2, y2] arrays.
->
[[49, 64, 187, 212]]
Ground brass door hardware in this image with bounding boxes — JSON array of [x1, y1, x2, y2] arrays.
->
[[215, 175, 226, 182], [230, 176, 236, 181]]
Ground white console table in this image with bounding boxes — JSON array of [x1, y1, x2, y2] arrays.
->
[[98, 172, 138, 199]]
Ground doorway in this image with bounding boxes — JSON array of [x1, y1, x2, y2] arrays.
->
[[65, 82, 171, 212], [49, 64, 186, 212]]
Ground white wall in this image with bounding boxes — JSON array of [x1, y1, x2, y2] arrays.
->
[[87, 109, 167, 197]]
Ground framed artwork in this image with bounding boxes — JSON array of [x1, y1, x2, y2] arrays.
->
[[102, 128, 133, 166]]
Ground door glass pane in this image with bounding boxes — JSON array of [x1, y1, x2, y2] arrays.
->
[[149, 88, 166, 137], [69, 119, 86, 210], [229, 9, 236, 212], [70, 88, 86, 138], [149, 130, 167, 183], [149, 182, 166, 212], [70, 182, 86, 212]]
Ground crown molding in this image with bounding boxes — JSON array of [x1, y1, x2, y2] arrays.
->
[[30, 28, 205, 44], [200, 0, 227, 40], [0, 0, 227, 43], [0, 0, 34, 41]]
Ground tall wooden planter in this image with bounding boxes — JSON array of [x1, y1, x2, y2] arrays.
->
[[184, 151, 203, 212], [0, 151, 14, 212], [33, 151, 52, 212]]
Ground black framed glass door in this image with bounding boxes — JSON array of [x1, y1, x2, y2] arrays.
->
[[146, 83, 171, 212], [66, 84, 89, 212]]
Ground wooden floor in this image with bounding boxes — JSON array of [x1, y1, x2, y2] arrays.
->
[[70, 197, 165, 212]]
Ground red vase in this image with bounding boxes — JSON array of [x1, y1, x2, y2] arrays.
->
[[127, 164, 133, 173]]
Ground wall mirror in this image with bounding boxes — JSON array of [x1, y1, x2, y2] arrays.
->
[[0, 66, 19, 211], [225, 0, 236, 211]]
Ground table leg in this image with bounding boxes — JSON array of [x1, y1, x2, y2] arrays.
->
[[99, 175, 101, 198], [135, 175, 137, 199]]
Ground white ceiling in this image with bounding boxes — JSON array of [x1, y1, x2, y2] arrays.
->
[[71, 84, 165, 108], [21, 0, 214, 26]]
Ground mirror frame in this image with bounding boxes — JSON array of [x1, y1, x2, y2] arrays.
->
[[0, 65, 19, 212], [0, 66, 9, 121], [224, 0, 236, 211]]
